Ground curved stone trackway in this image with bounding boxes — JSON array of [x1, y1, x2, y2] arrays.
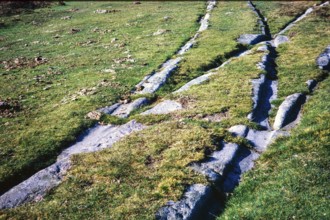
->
[[0, 120, 145, 209], [1, 0, 328, 214], [134, 0, 216, 95], [174, 1, 329, 97], [0, 1, 217, 209], [277, 1, 329, 36], [98, 0, 217, 119], [155, 2, 329, 219]]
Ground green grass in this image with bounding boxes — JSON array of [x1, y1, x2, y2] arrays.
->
[[1, 2, 329, 219], [218, 6, 330, 219], [253, 1, 318, 35], [218, 76, 330, 220], [158, 1, 259, 93], [1, 122, 215, 219], [0, 38, 265, 220], [269, 5, 329, 123], [169, 49, 264, 129], [0, 1, 205, 192]]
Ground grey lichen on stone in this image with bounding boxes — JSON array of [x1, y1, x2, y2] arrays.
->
[[174, 72, 214, 93], [191, 142, 239, 183], [229, 125, 275, 152], [155, 184, 216, 220], [237, 34, 267, 45], [58, 120, 146, 160], [135, 57, 182, 94], [306, 79, 317, 92], [316, 45, 330, 70], [98, 103, 121, 114], [0, 120, 146, 209], [111, 97, 149, 118], [141, 100, 182, 115], [228, 125, 249, 137], [273, 93, 306, 130], [274, 35, 289, 47], [0, 159, 71, 209]]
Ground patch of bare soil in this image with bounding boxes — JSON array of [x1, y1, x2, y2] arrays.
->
[[0, 98, 21, 118], [2, 56, 47, 71]]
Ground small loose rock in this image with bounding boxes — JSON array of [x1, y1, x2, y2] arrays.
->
[[61, 16, 71, 20], [86, 111, 102, 120], [153, 29, 170, 36]]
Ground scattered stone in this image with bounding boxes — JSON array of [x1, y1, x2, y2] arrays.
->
[[141, 100, 182, 115], [86, 111, 102, 120], [43, 85, 52, 91], [61, 87, 97, 104], [163, 16, 171, 21], [102, 68, 116, 74], [96, 79, 120, 88], [111, 97, 149, 118], [237, 34, 267, 45], [78, 40, 96, 46], [98, 103, 121, 114], [114, 42, 126, 48], [78, 88, 97, 96], [111, 38, 117, 43], [153, 29, 170, 36], [316, 45, 330, 70], [274, 35, 289, 47], [94, 9, 120, 14], [113, 57, 135, 64], [228, 125, 249, 137], [273, 93, 306, 130], [61, 16, 71, 20], [306, 79, 317, 92], [67, 8, 79, 12], [70, 28, 80, 34]]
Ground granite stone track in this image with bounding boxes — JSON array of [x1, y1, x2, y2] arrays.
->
[[1, 1, 329, 218]]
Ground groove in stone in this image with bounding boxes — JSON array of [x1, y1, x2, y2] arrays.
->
[[0, 120, 146, 209], [273, 93, 306, 130], [248, 44, 278, 129]]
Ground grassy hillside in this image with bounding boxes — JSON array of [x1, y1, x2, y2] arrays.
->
[[219, 5, 330, 219], [253, 1, 317, 35], [0, 7, 265, 217], [0, 1, 204, 192], [0, 1, 329, 219]]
